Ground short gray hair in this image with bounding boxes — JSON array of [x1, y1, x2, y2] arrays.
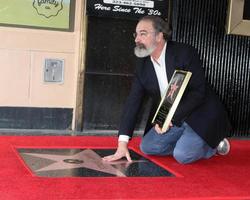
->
[[138, 16, 172, 40]]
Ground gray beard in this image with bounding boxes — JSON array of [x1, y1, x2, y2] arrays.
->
[[134, 44, 156, 58]]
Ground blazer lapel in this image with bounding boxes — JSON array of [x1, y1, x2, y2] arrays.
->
[[144, 57, 161, 99], [165, 41, 176, 81]]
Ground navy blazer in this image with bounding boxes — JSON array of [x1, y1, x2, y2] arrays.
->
[[118, 41, 231, 148]]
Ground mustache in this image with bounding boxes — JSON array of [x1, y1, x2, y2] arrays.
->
[[135, 43, 146, 49]]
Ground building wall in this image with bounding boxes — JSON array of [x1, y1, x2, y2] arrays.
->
[[0, 0, 84, 130], [172, 0, 250, 136], [0, 0, 249, 136], [82, 0, 250, 137]]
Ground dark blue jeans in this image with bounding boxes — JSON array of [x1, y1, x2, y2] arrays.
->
[[140, 122, 216, 164]]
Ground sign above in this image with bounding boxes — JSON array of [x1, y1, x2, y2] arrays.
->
[[0, 0, 75, 31], [86, 0, 169, 20]]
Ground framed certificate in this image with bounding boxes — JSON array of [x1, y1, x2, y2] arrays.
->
[[152, 70, 192, 132]]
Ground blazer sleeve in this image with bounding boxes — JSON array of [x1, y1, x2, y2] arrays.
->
[[118, 68, 145, 138], [172, 47, 206, 126]]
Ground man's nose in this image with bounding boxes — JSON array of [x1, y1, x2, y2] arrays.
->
[[135, 35, 140, 43]]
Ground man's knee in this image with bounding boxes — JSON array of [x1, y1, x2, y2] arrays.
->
[[173, 148, 201, 164], [140, 142, 155, 155], [140, 141, 174, 155], [140, 142, 167, 155]]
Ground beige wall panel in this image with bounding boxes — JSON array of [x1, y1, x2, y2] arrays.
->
[[30, 52, 76, 108], [0, 28, 76, 53], [0, 49, 31, 106]]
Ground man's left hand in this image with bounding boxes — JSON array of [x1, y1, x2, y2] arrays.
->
[[154, 122, 173, 134]]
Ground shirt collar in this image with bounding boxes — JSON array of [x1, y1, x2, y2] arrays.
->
[[150, 42, 167, 66]]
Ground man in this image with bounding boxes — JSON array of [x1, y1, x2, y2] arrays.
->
[[103, 16, 231, 164]]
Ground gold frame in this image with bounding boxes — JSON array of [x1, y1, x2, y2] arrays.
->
[[226, 0, 250, 36], [152, 70, 192, 132]]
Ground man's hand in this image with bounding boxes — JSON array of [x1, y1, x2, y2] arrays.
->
[[102, 141, 132, 162], [154, 122, 173, 134]]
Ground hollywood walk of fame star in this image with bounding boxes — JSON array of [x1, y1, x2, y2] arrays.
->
[[21, 149, 146, 177], [167, 79, 179, 100]]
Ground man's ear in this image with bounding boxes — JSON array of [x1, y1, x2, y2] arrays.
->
[[156, 32, 164, 42]]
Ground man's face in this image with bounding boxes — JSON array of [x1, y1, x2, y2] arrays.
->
[[134, 20, 158, 58]]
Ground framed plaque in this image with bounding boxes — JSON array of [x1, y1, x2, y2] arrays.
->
[[152, 70, 192, 132]]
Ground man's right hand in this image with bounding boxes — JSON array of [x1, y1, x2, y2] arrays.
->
[[102, 141, 132, 162]]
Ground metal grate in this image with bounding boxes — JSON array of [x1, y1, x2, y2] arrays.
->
[[172, 0, 250, 136]]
